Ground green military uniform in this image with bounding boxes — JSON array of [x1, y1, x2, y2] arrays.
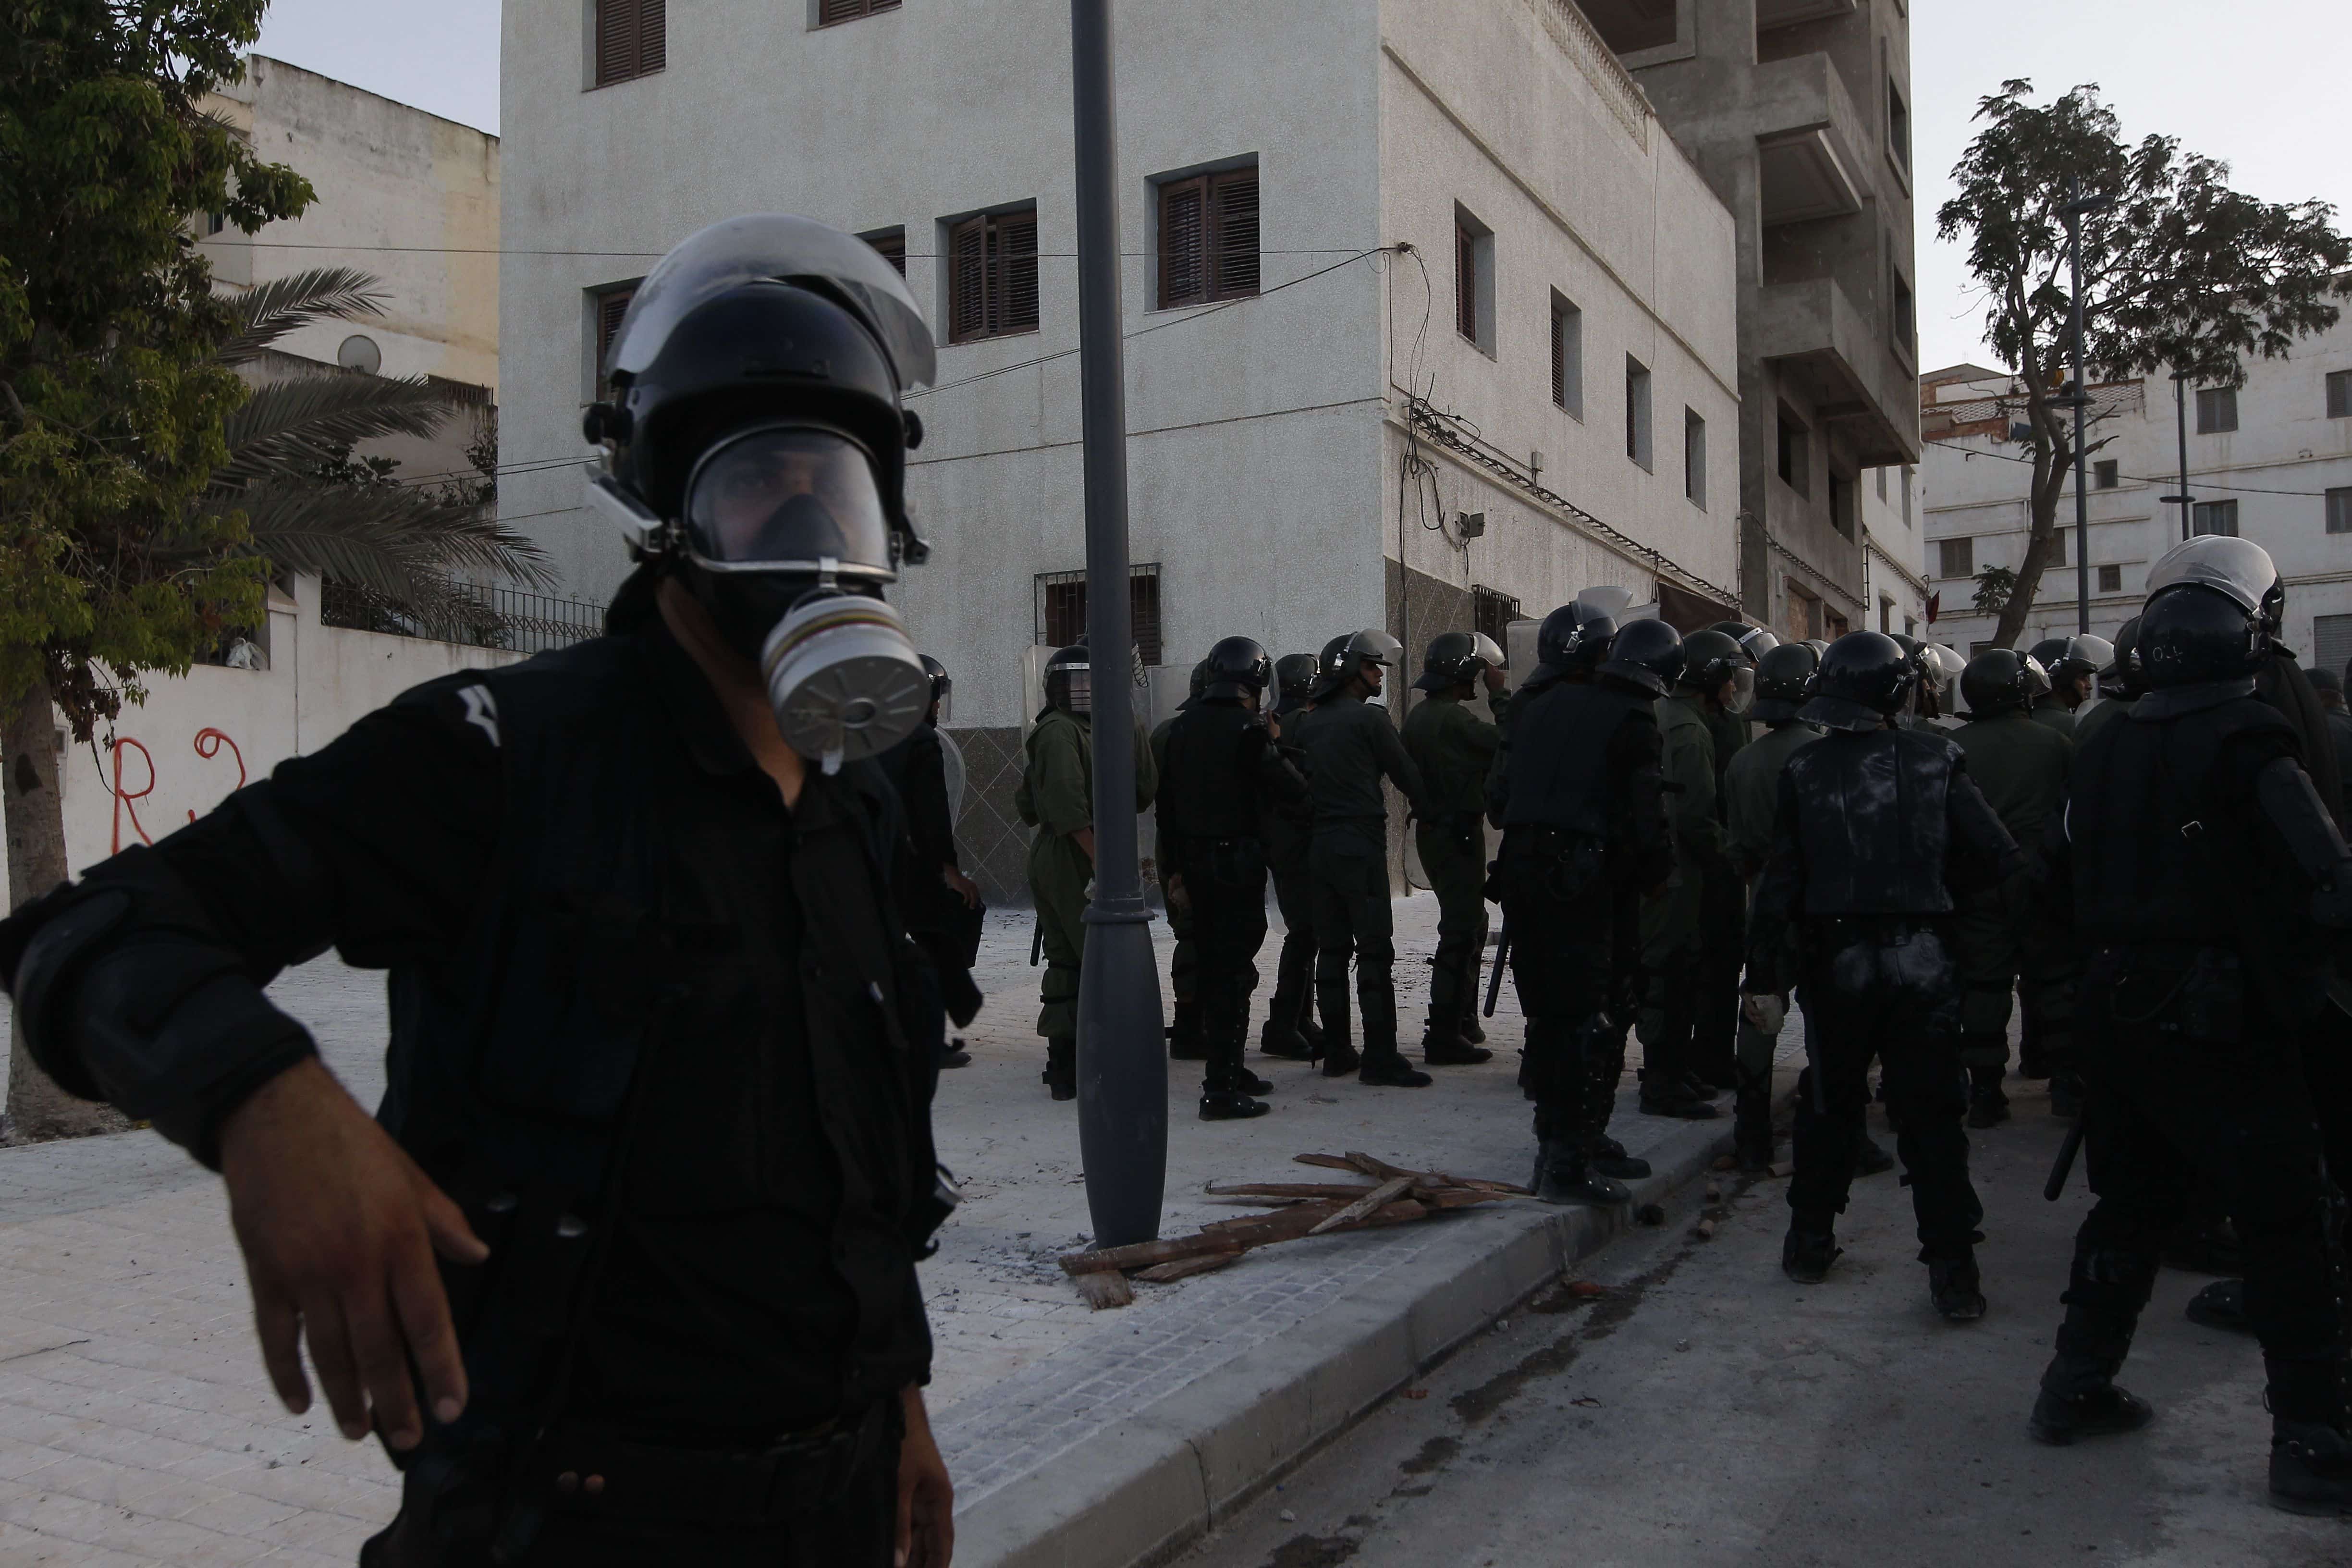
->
[[1638, 692, 1723, 1111], [1401, 683, 1509, 1051], [1151, 713, 1200, 1059], [1018, 707, 1157, 1090], [1694, 706, 1752, 1081], [1949, 709, 2074, 1094], [2029, 693, 2078, 740], [1722, 718, 1821, 1156]]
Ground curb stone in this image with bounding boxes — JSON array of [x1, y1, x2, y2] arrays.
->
[[954, 1117, 1735, 1568]]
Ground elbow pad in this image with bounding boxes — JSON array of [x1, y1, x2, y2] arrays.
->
[[2254, 757, 2352, 929], [12, 852, 316, 1165]]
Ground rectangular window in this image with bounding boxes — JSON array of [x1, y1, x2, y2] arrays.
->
[[1887, 262, 1915, 359], [2196, 386, 2239, 434], [1875, 466, 1888, 501], [2094, 458, 2119, 489], [1938, 537, 1974, 579], [2328, 369, 2352, 419], [1879, 596, 1894, 633], [860, 227, 906, 276], [1625, 356, 1653, 470], [1472, 586, 1520, 646], [1776, 404, 1810, 497], [2317, 614, 2352, 681], [1887, 79, 1910, 172], [947, 206, 1040, 344], [1035, 564, 1163, 666], [1156, 165, 1259, 309], [1550, 292, 1583, 417], [591, 284, 637, 401], [2193, 499, 2240, 537], [2328, 487, 2352, 535], [1684, 408, 1706, 509], [1785, 579, 1818, 642], [594, 0, 665, 88], [818, 0, 900, 24], [2098, 564, 2123, 593], [2047, 529, 2067, 567], [1902, 464, 1914, 527], [1455, 207, 1493, 354], [1829, 471, 1856, 539]]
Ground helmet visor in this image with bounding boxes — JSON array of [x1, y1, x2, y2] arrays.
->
[[684, 428, 894, 580], [1726, 664, 1757, 714]]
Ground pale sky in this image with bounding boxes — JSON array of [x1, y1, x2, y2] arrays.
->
[[252, 0, 2352, 379]]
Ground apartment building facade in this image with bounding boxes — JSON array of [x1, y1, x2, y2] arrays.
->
[[499, 0, 1743, 898], [1581, 0, 1922, 640], [1920, 331, 2352, 667]]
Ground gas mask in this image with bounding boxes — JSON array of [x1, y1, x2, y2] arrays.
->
[[680, 423, 929, 772]]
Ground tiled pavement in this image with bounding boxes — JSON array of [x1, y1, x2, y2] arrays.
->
[[0, 897, 1779, 1565]]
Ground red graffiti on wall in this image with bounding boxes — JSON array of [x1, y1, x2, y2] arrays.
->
[[109, 727, 249, 851]]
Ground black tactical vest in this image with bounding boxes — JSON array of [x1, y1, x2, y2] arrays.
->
[[1161, 700, 1273, 842], [1781, 727, 1964, 915], [1499, 680, 1652, 838]]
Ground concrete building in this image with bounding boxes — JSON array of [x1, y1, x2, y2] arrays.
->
[[1583, 0, 1921, 640], [1919, 330, 2352, 666], [497, 0, 1744, 899]]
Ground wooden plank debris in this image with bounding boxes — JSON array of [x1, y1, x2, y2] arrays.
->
[[1310, 1175, 1414, 1235]]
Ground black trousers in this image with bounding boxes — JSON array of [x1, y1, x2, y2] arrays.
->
[[2054, 948, 2346, 1371], [1180, 838, 1271, 1090], [1311, 831, 1398, 1054], [1787, 925, 1981, 1258], [1500, 833, 1614, 1138], [362, 1405, 901, 1568], [1694, 864, 1746, 1077], [1265, 862, 1319, 1041]]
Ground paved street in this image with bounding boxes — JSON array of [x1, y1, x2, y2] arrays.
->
[[1176, 1081, 2341, 1568]]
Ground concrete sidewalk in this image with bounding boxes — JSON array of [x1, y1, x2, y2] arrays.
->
[[0, 896, 1761, 1567]]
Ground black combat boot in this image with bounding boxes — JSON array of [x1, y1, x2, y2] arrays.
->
[[2185, 1278, 2252, 1334], [1167, 1001, 1208, 1061], [1421, 1026, 1493, 1067], [2030, 1354, 2155, 1446], [1358, 1045, 1432, 1088], [1927, 1250, 1987, 1323], [940, 1036, 972, 1069], [2267, 1357, 2352, 1515], [2032, 1264, 2157, 1444], [1532, 1108, 1629, 1206], [1200, 1084, 1270, 1121], [1782, 1211, 1840, 1284], [1639, 1072, 1721, 1119], [1259, 1025, 1317, 1060], [1318, 988, 1361, 1077], [1582, 1033, 1651, 1178], [1966, 1065, 2010, 1128], [1043, 1037, 1077, 1102]]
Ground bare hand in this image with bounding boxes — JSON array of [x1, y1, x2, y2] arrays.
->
[[219, 1057, 487, 1450], [943, 867, 981, 909], [1482, 665, 1506, 693], [896, 1385, 954, 1568]]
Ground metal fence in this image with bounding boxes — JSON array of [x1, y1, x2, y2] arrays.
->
[[319, 577, 607, 655]]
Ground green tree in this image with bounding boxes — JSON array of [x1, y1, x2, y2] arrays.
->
[[1972, 565, 2017, 619], [1937, 81, 2351, 649]]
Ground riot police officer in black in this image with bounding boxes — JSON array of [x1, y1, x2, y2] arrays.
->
[[1489, 611, 1676, 1203], [1747, 631, 2020, 1322], [1158, 637, 1311, 1118], [2028, 564, 2352, 1516], [0, 219, 958, 1566]]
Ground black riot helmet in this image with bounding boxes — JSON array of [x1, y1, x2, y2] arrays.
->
[[2031, 634, 2114, 687], [1708, 620, 1782, 663], [1959, 649, 2051, 718], [2099, 615, 2145, 700], [2026, 637, 2070, 676], [1801, 631, 1916, 731], [1535, 601, 1617, 677], [1598, 619, 1685, 697], [2145, 536, 2285, 643], [1315, 629, 1402, 696], [2139, 583, 2267, 688], [1752, 641, 1821, 724], [1203, 636, 1274, 701], [1045, 643, 1093, 715], [1415, 630, 1505, 692], [1274, 652, 1320, 707], [1678, 629, 1753, 710]]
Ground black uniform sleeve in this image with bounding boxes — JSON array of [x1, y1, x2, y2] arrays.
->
[[1744, 769, 1808, 994], [1942, 757, 2023, 899], [0, 676, 502, 1164], [897, 729, 959, 872], [1248, 723, 1311, 812], [1609, 708, 1672, 893]]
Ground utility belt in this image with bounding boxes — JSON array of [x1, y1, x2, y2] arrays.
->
[[1803, 914, 1945, 951], [1499, 825, 1606, 904], [1417, 809, 1485, 851], [527, 1398, 894, 1527]]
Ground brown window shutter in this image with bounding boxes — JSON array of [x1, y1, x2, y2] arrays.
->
[[1129, 571, 1162, 667], [1550, 310, 1566, 407], [1209, 169, 1259, 300], [596, 0, 637, 86], [821, 0, 902, 21], [636, 0, 665, 74], [866, 229, 906, 276], [1456, 222, 1477, 340], [948, 217, 986, 343], [595, 287, 636, 397], [1159, 177, 1205, 308], [995, 209, 1040, 335]]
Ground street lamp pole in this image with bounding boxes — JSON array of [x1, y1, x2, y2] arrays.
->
[[1068, 0, 1166, 1251], [2061, 179, 2110, 634], [2161, 369, 2197, 542]]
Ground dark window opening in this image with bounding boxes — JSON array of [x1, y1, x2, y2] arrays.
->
[[2098, 564, 2124, 593], [2193, 499, 2239, 537], [1036, 564, 1163, 667], [948, 207, 1040, 343], [2094, 459, 2119, 489], [861, 227, 906, 276], [593, 284, 637, 401], [1472, 587, 1520, 647], [1887, 80, 1910, 172], [1550, 293, 1582, 416], [2327, 487, 2352, 535], [2327, 369, 2352, 419], [1828, 471, 1856, 539], [1938, 537, 1974, 579], [1157, 166, 1259, 308], [2195, 386, 2239, 434], [1453, 207, 1493, 352], [818, 0, 901, 24], [594, 0, 666, 88], [1776, 405, 1810, 497], [1581, 0, 1679, 53]]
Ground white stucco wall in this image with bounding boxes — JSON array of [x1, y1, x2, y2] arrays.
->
[[1923, 327, 2352, 661]]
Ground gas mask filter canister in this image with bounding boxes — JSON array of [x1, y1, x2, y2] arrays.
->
[[760, 589, 932, 774]]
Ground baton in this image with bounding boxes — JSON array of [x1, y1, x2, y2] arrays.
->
[[1484, 919, 1511, 1018], [2044, 1118, 2086, 1202], [1030, 917, 1042, 967]]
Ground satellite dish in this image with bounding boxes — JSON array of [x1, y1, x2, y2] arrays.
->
[[337, 334, 382, 375]]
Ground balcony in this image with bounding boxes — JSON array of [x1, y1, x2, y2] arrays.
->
[[1753, 275, 1920, 466], [1756, 0, 1857, 30], [1752, 52, 1869, 226]]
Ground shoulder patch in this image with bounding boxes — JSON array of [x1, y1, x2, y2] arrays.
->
[[455, 684, 501, 748]]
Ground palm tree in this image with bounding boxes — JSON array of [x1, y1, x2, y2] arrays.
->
[[203, 266, 555, 635]]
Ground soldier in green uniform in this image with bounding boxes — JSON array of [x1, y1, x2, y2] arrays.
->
[[1695, 622, 1776, 1088], [1152, 661, 1212, 1062], [1019, 643, 1159, 1100], [1401, 631, 1509, 1066], [1722, 640, 1821, 1170], [1948, 648, 2074, 1127], [2026, 635, 2112, 740], [1260, 653, 1327, 1060], [1292, 630, 1435, 1087], [1637, 628, 1748, 1119]]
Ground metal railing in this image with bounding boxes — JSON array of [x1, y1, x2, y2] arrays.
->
[[1528, 0, 1653, 150], [320, 577, 607, 654]]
